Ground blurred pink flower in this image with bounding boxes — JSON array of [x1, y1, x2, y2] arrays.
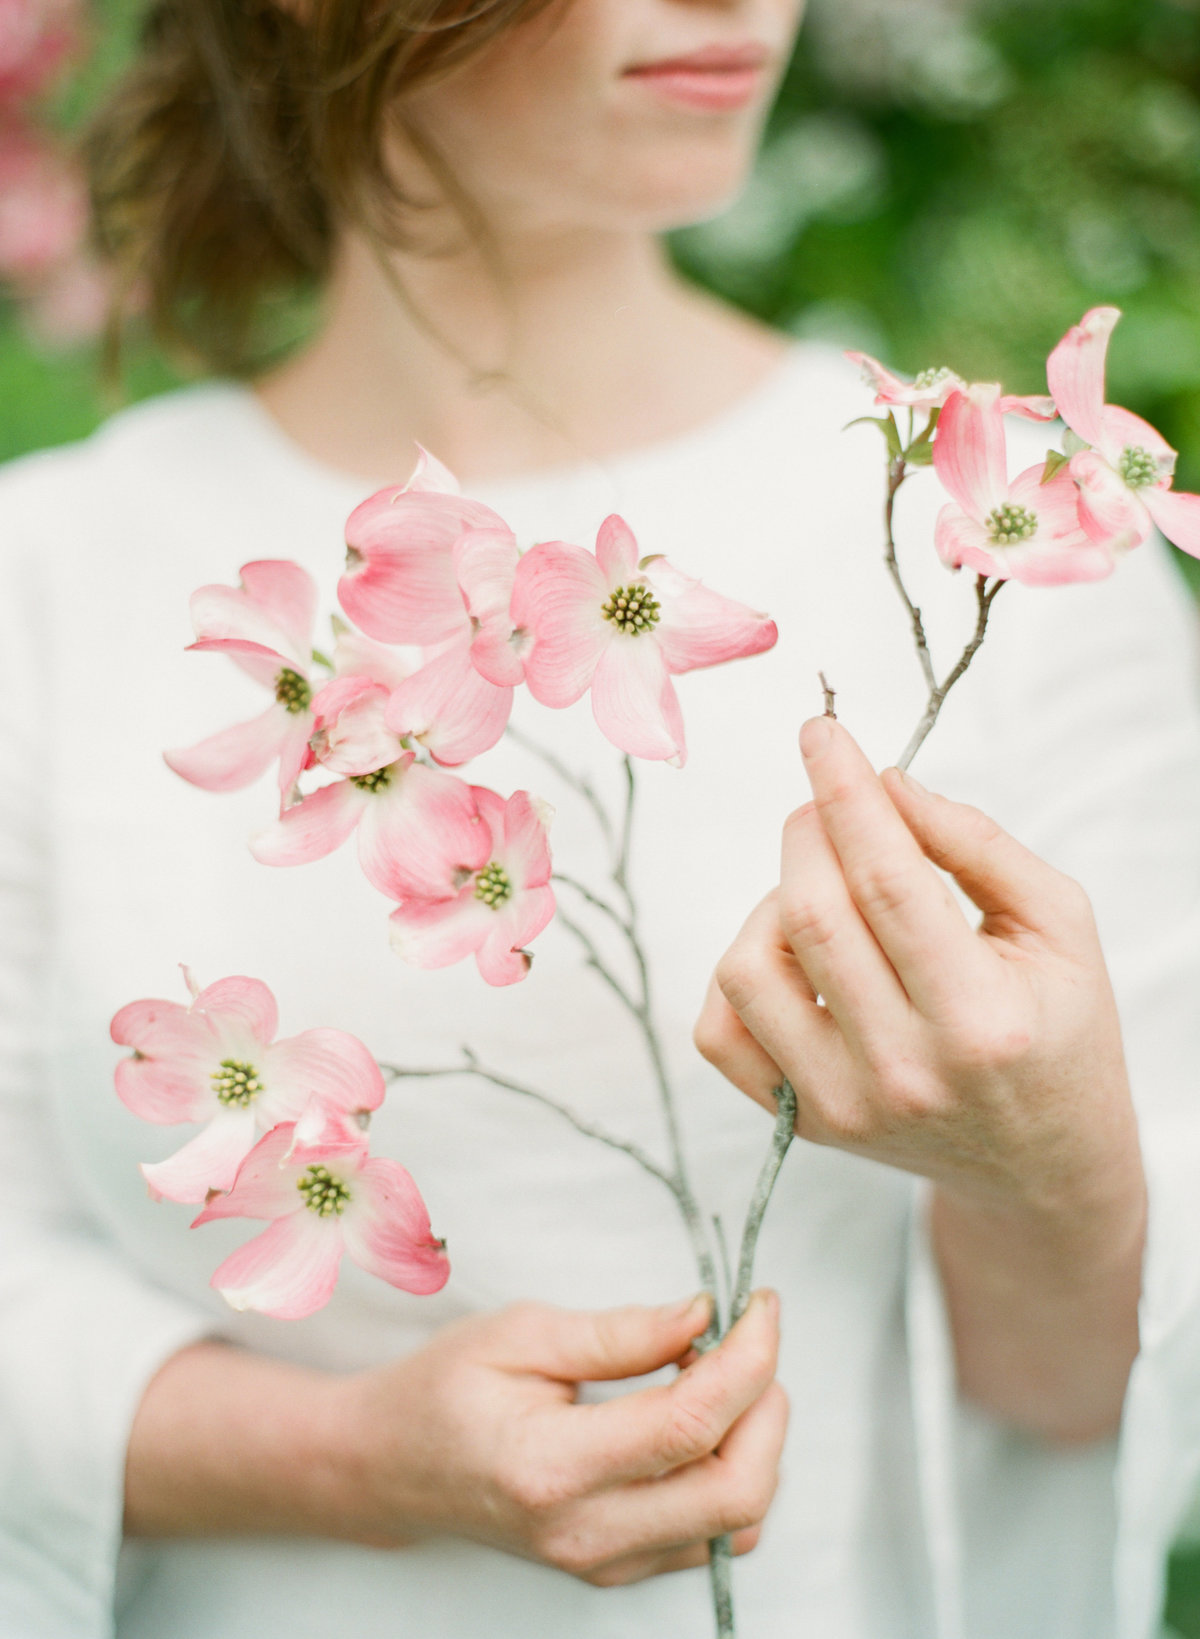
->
[[933, 384, 1116, 586], [1048, 306, 1200, 560], [20, 246, 108, 345], [510, 514, 777, 767], [194, 1110, 449, 1319], [847, 351, 1057, 421], [249, 752, 491, 902], [112, 973, 385, 1205], [164, 560, 319, 799], [0, 127, 85, 280], [389, 787, 555, 986], [0, 0, 77, 101]]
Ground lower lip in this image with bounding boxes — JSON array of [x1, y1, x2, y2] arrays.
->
[[624, 66, 765, 114]]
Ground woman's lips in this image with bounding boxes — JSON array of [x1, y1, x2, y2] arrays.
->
[[623, 44, 772, 114]]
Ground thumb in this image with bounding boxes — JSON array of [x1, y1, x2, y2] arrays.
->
[[882, 766, 1085, 938], [512, 1294, 714, 1383]]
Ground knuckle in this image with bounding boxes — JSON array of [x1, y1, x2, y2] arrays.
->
[[872, 1061, 941, 1123], [847, 859, 917, 920], [948, 1014, 1033, 1072], [778, 892, 838, 954], [502, 1457, 574, 1518], [716, 1474, 773, 1533], [661, 1387, 724, 1464], [583, 1560, 630, 1589], [539, 1525, 604, 1580], [715, 950, 763, 1014], [693, 1006, 730, 1067]]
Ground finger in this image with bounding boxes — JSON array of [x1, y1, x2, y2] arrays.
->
[[799, 717, 984, 1015], [581, 1525, 763, 1588], [775, 800, 911, 1043], [694, 973, 788, 1113], [497, 1295, 713, 1382], [579, 1377, 789, 1564], [881, 767, 1094, 945], [565, 1290, 781, 1489]]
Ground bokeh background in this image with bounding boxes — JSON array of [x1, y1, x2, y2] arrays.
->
[[2, 0, 1200, 1628]]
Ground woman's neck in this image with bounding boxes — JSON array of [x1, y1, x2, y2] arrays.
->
[[255, 226, 787, 487]]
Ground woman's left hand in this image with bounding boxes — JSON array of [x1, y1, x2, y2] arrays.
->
[[695, 715, 1147, 1443]]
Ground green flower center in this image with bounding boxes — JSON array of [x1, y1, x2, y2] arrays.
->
[[297, 1164, 352, 1217], [1119, 445, 1159, 490], [601, 583, 661, 635], [914, 366, 955, 391], [475, 861, 513, 908], [350, 766, 394, 793], [274, 668, 312, 715], [987, 503, 1038, 546], [212, 1058, 264, 1108]]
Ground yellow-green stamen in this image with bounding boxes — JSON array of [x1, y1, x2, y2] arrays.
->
[[475, 861, 513, 908], [274, 668, 311, 714], [987, 503, 1038, 546], [1119, 445, 1159, 490], [212, 1059, 263, 1108], [296, 1164, 351, 1216], [601, 583, 661, 635]]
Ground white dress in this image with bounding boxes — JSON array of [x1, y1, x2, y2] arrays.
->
[[2, 346, 1200, 1639]]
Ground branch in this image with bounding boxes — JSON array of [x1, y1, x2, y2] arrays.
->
[[730, 1081, 797, 1324], [552, 872, 632, 938], [897, 575, 1006, 771], [884, 456, 939, 693]]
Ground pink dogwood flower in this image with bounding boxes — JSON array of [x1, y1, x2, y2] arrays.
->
[[250, 751, 491, 902], [0, 129, 86, 282], [1047, 306, 1200, 560], [933, 384, 1116, 586], [848, 351, 1057, 421], [111, 973, 385, 1205], [0, 0, 77, 101], [389, 788, 555, 986], [193, 1110, 450, 1319], [510, 515, 777, 766], [165, 560, 320, 798]]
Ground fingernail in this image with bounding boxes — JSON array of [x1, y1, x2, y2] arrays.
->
[[799, 717, 833, 760], [747, 1288, 780, 1320]]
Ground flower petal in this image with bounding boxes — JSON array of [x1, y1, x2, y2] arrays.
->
[[388, 891, 492, 970], [510, 542, 610, 708], [186, 636, 296, 689], [193, 975, 279, 1049], [405, 444, 461, 495], [477, 884, 557, 986], [385, 644, 513, 766], [192, 1122, 305, 1222], [210, 1212, 345, 1319], [238, 561, 319, 660], [331, 628, 412, 690], [1097, 405, 1178, 477], [454, 528, 524, 687], [250, 778, 369, 867], [357, 762, 490, 900], [1069, 450, 1154, 555], [1045, 306, 1120, 450], [649, 559, 778, 675], [311, 677, 403, 776], [845, 352, 964, 411], [342, 1159, 450, 1296], [261, 1027, 386, 1120], [499, 790, 553, 889], [164, 703, 293, 793], [141, 1107, 259, 1204], [933, 505, 1003, 578], [998, 393, 1059, 423], [590, 637, 686, 765], [112, 999, 217, 1124], [933, 384, 1009, 520], [1145, 486, 1200, 560], [595, 515, 640, 585], [1001, 466, 1118, 587]]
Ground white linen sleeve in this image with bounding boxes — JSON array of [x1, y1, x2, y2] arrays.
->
[[906, 536, 1200, 1639], [0, 476, 211, 1638]]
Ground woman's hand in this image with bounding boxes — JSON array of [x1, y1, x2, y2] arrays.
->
[[127, 1291, 787, 1587], [694, 716, 1146, 1442]]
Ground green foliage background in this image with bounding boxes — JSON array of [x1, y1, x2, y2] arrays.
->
[[2, 2, 1200, 1625]]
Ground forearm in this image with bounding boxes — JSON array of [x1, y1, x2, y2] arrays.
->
[[124, 1341, 365, 1541], [931, 1152, 1147, 1445]]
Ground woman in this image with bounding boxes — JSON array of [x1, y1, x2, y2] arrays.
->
[[1, 1, 1198, 1636]]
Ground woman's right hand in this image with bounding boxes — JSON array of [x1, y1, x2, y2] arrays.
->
[[328, 1291, 787, 1586], [126, 1291, 787, 1589]]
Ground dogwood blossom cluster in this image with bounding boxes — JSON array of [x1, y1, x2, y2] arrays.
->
[[0, 0, 108, 345], [112, 969, 450, 1318], [850, 305, 1200, 586], [167, 448, 778, 987]]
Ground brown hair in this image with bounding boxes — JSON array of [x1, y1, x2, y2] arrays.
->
[[86, 0, 551, 375]]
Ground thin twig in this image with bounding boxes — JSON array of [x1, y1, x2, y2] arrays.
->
[[551, 872, 632, 937], [712, 1214, 733, 1316], [730, 1081, 798, 1325], [819, 671, 838, 719], [554, 906, 639, 1014], [884, 456, 939, 694], [897, 575, 1006, 771]]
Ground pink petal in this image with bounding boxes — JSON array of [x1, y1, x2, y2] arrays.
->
[[595, 515, 640, 585], [405, 444, 461, 495], [311, 677, 403, 777], [1145, 486, 1200, 559], [1000, 467, 1118, 587], [477, 884, 557, 986], [357, 762, 490, 900], [845, 352, 963, 410], [1097, 404, 1178, 476], [251, 777, 370, 868], [998, 393, 1059, 422], [590, 637, 687, 765], [261, 1028, 385, 1120], [454, 528, 525, 687], [141, 1107, 259, 1204], [113, 1051, 215, 1125], [934, 505, 1005, 579], [468, 784, 506, 845], [192, 976, 279, 1050], [1069, 451, 1154, 555], [342, 1159, 450, 1296], [331, 629, 412, 690], [193, 1123, 305, 1223], [510, 542, 610, 708], [388, 890, 492, 970], [210, 1212, 345, 1320], [650, 559, 778, 675], [186, 636, 296, 689], [277, 714, 316, 797], [238, 561, 319, 660], [385, 644, 513, 766], [164, 703, 293, 793], [189, 565, 314, 670], [933, 384, 1010, 520], [340, 490, 505, 645], [1045, 306, 1121, 450], [499, 791, 553, 889]]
